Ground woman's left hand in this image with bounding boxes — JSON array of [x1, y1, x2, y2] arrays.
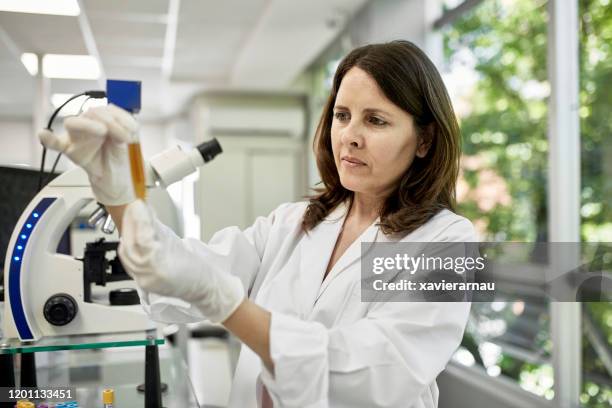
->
[[118, 200, 245, 323]]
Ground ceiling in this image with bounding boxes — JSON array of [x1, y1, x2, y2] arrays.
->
[[0, 0, 368, 120]]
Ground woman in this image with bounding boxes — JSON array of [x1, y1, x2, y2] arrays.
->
[[40, 40, 476, 407]]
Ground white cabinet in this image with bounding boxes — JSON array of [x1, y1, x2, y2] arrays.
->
[[197, 136, 306, 241], [191, 94, 307, 241]]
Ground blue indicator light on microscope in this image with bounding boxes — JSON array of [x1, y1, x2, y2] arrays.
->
[[33, 212, 39, 218], [26, 223, 32, 228], [14, 256, 20, 261], [21, 234, 27, 239], [17, 245, 23, 250]]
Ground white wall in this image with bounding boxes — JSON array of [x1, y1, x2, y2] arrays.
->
[[0, 119, 36, 168], [0, 120, 173, 181], [0, 118, 170, 167], [348, 0, 443, 65]]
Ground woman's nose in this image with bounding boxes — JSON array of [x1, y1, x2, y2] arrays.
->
[[340, 122, 364, 148]]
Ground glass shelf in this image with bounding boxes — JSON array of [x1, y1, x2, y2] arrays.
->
[[0, 330, 164, 355], [16, 344, 199, 407]]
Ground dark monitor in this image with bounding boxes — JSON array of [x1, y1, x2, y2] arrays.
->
[[0, 166, 71, 281]]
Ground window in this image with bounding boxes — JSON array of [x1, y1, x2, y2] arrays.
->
[[579, 0, 612, 406], [443, 1, 611, 406]]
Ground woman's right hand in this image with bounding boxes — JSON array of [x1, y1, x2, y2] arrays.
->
[[38, 104, 138, 206]]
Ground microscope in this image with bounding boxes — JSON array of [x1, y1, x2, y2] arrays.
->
[[3, 80, 222, 341]]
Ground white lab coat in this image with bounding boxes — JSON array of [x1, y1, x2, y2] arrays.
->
[[140, 201, 476, 408]]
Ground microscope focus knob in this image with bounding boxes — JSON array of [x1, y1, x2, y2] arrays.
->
[[43, 294, 78, 326]]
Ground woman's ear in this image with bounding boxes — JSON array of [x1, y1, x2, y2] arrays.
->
[[416, 124, 434, 158]]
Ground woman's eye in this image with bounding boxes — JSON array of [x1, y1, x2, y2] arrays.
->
[[334, 111, 349, 122], [368, 116, 387, 126]]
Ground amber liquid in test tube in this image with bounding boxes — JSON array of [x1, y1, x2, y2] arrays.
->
[[128, 141, 146, 200]]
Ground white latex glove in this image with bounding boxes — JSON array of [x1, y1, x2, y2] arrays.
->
[[38, 104, 138, 206], [118, 200, 245, 323]]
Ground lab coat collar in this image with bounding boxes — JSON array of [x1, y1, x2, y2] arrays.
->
[[317, 215, 380, 301], [297, 205, 343, 318], [299, 200, 380, 312]]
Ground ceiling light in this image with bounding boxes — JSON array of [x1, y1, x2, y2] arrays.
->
[[0, 0, 80, 16], [21, 53, 38, 76], [43, 54, 100, 80]]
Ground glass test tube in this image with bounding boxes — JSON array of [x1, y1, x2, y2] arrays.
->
[[128, 140, 146, 201]]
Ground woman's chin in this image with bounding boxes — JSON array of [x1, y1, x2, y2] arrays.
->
[[339, 178, 367, 194]]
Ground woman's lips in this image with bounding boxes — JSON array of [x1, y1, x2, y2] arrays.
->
[[341, 156, 366, 167]]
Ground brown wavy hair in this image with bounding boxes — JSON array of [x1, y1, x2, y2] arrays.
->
[[302, 40, 461, 236]]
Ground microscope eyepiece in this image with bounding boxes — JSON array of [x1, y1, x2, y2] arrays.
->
[[197, 138, 223, 163]]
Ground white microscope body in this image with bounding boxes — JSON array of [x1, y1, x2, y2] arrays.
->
[[3, 141, 221, 341]]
